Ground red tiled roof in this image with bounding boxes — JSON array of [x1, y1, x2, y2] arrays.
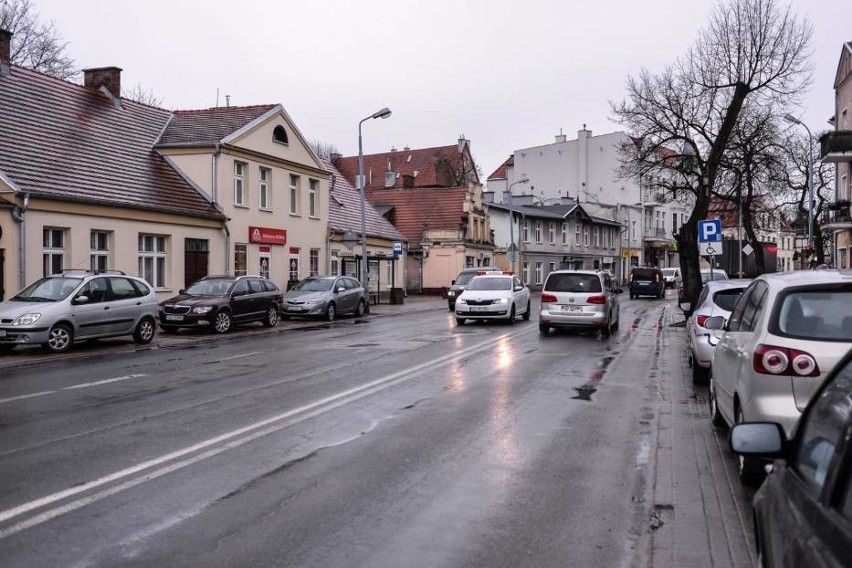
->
[[487, 154, 513, 181], [335, 143, 478, 191], [157, 105, 277, 147], [0, 66, 223, 219], [364, 187, 469, 246], [322, 159, 406, 243]]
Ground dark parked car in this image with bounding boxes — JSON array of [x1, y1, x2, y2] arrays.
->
[[158, 275, 282, 333], [730, 348, 852, 567], [628, 266, 664, 299], [282, 276, 366, 321]]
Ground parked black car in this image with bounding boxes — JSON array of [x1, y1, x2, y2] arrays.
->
[[730, 348, 852, 567], [628, 266, 664, 299], [159, 275, 283, 334]]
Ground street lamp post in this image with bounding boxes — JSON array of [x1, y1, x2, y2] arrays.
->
[[506, 178, 530, 272], [358, 107, 392, 289], [783, 114, 814, 267]]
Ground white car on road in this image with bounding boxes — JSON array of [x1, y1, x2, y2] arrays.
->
[[454, 272, 531, 325]]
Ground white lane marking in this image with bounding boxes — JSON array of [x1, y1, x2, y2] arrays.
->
[[0, 327, 533, 535], [214, 351, 263, 363], [0, 391, 56, 404], [63, 374, 148, 390]]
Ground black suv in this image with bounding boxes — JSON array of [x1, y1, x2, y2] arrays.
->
[[628, 266, 665, 299], [159, 275, 283, 333]]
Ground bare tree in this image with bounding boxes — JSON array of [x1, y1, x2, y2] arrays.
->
[[122, 82, 164, 107], [309, 140, 340, 160], [612, 0, 812, 311], [0, 0, 75, 79]]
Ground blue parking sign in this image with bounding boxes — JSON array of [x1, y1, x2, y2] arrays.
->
[[698, 220, 722, 243]]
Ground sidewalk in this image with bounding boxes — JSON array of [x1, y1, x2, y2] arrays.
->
[[0, 294, 447, 371], [650, 306, 756, 568]]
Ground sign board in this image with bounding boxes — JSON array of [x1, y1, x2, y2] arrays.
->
[[699, 241, 723, 256], [742, 243, 754, 256], [698, 220, 722, 243], [248, 226, 287, 245], [393, 241, 403, 256]]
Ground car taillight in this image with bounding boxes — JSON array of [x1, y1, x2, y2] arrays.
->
[[587, 295, 606, 304], [753, 344, 820, 377], [541, 293, 557, 303], [695, 315, 709, 327]]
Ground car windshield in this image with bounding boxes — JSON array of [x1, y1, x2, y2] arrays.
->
[[545, 273, 602, 293], [13, 276, 83, 301], [466, 277, 511, 291], [662, 269, 677, 277], [292, 278, 334, 291], [712, 288, 745, 311], [776, 290, 852, 340], [185, 279, 234, 296]]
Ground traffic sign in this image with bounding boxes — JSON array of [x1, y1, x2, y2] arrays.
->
[[392, 241, 403, 256], [699, 242, 722, 256], [698, 220, 722, 243]]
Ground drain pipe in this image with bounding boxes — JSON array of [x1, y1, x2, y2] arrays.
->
[[326, 174, 337, 274], [211, 144, 231, 272], [11, 192, 29, 289]]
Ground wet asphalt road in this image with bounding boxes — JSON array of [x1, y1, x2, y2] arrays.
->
[[0, 295, 675, 567]]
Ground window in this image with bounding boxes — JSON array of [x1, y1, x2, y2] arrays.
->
[[138, 234, 166, 288], [575, 224, 581, 245], [289, 250, 300, 281], [465, 256, 474, 268], [234, 244, 247, 277], [330, 258, 340, 276], [310, 248, 320, 276], [90, 230, 110, 273], [523, 220, 530, 243], [535, 262, 543, 284], [234, 161, 246, 206], [593, 226, 600, 247], [273, 125, 289, 144], [548, 222, 555, 244], [535, 221, 542, 243], [259, 167, 270, 210], [43, 228, 65, 276], [562, 223, 568, 245], [259, 251, 270, 279], [290, 174, 300, 215], [583, 225, 590, 247], [309, 179, 319, 218], [549, 262, 556, 277]]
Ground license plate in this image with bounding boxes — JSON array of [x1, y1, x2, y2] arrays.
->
[[0, 330, 6, 338], [165, 314, 184, 321], [287, 307, 306, 312], [561, 305, 583, 312], [469, 306, 489, 312]]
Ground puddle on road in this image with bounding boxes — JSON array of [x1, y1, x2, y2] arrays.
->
[[572, 355, 616, 402]]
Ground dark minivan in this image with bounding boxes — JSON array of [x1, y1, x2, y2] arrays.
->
[[629, 266, 665, 299]]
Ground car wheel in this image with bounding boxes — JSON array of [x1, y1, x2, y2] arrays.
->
[[448, 304, 455, 312], [522, 300, 531, 321], [507, 305, 516, 324], [629, 293, 635, 299], [44, 323, 73, 353], [612, 312, 620, 330], [133, 317, 156, 344], [213, 311, 233, 334], [160, 325, 178, 334], [263, 306, 279, 327], [708, 372, 725, 427], [455, 317, 465, 326], [539, 323, 549, 335], [691, 355, 709, 384], [325, 302, 336, 322], [736, 406, 766, 486], [601, 315, 612, 338], [355, 299, 366, 318]]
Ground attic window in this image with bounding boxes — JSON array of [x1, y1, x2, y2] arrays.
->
[[273, 125, 289, 145], [406, 155, 412, 163]]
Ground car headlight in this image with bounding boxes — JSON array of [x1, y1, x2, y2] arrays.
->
[[192, 306, 213, 314], [493, 297, 509, 305], [457, 298, 467, 304], [12, 313, 41, 326], [304, 298, 324, 305], [447, 291, 456, 297]]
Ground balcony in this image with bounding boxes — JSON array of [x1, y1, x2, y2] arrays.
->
[[821, 201, 852, 229], [819, 131, 852, 163]]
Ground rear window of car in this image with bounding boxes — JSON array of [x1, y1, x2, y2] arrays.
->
[[545, 273, 602, 293], [774, 289, 852, 340], [712, 288, 746, 312], [631, 269, 660, 281]]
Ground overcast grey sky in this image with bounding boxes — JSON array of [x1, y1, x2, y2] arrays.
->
[[32, 0, 848, 181]]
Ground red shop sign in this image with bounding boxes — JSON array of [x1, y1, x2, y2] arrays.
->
[[248, 226, 287, 245]]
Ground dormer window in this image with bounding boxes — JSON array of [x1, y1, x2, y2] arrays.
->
[[273, 125, 289, 145]]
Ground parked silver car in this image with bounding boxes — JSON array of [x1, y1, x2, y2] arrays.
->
[[282, 276, 367, 321], [538, 270, 622, 336], [686, 279, 751, 383], [0, 271, 158, 353], [706, 270, 852, 485]]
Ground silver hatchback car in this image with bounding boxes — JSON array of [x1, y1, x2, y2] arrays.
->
[[538, 270, 622, 336], [0, 271, 159, 353], [707, 270, 852, 483], [282, 276, 367, 321]]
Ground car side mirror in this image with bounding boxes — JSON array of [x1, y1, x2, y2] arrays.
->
[[337, 286, 346, 292], [704, 315, 726, 330], [451, 280, 456, 285], [74, 295, 90, 304], [179, 289, 186, 295], [730, 423, 787, 459]]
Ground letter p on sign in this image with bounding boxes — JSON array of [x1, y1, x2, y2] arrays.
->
[[698, 220, 722, 243]]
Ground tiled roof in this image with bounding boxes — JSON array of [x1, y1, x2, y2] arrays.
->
[[0, 66, 223, 219], [335, 143, 477, 191], [157, 105, 278, 147], [364, 187, 469, 246], [487, 154, 513, 181], [322, 159, 406, 243]]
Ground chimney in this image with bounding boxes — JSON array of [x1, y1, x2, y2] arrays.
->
[[83, 66, 122, 99], [555, 128, 566, 143], [458, 135, 469, 153], [329, 152, 342, 164], [0, 29, 11, 76]]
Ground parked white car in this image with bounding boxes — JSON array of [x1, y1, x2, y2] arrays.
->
[[454, 272, 531, 325], [686, 279, 752, 383], [706, 270, 852, 485]]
